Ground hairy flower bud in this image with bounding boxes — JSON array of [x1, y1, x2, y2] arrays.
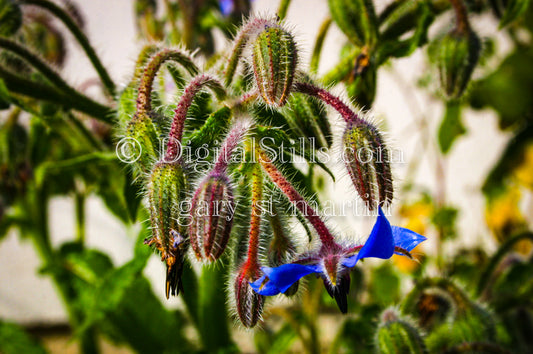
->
[[376, 308, 427, 354], [342, 119, 393, 209], [328, 0, 378, 47], [124, 112, 160, 176], [234, 267, 265, 328], [252, 25, 297, 107], [0, 0, 21, 36], [437, 29, 481, 99], [189, 173, 235, 261], [146, 162, 188, 298]]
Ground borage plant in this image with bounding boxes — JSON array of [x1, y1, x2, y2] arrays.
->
[[119, 16, 426, 328]]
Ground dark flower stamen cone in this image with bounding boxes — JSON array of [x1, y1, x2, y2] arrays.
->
[[252, 25, 297, 107], [343, 118, 393, 209], [189, 173, 234, 261], [147, 162, 188, 298]]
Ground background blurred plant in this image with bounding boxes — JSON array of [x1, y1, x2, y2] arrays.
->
[[0, 0, 532, 353]]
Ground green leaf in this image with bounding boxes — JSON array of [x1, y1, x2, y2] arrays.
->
[[0, 78, 10, 109], [254, 323, 297, 354], [438, 100, 466, 154], [376, 1, 434, 63], [469, 45, 533, 129], [0, 321, 47, 354], [369, 264, 400, 306], [499, 0, 531, 28], [197, 262, 235, 352]]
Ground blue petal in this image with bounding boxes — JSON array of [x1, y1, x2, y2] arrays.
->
[[342, 254, 358, 268], [219, 0, 234, 16], [250, 264, 321, 296], [356, 207, 395, 262], [392, 226, 426, 253]]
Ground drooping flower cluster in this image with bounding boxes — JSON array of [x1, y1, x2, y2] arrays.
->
[[118, 16, 426, 327]]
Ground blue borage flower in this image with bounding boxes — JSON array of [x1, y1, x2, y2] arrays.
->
[[250, 207, 426, 312], [219, 0, 234, 16]]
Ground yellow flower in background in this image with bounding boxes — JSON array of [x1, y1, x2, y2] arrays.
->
[[485, 186, 529, 254], [513, 143, 533, 190], [394, 200, 432, 273]]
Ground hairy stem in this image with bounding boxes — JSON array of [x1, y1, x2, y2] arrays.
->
[[244, 164, 264, 271], [213, 120, 249, 174], [136, 48, 198, 113], [257, 148, 336, 246], [165, 74, 225, 161], [0, 37, 72, 92], [224, 18, 273, 86], [19, 0, 116, 96], [294, 81, 360, 124], [0, 65, 113, 122]]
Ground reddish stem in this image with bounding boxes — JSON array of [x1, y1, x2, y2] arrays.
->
[[244, 164, 264, 273], [294, 82, 361, 124], [213, 120, 249, 174], [257, 148, 336, 247], [136, 49, 198, 114], [165, 75, 224, 161]]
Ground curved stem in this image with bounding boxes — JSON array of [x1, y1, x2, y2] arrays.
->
[[0, 37, 72, 92], [476, 231, 533, 296], [257, 147, 336, 246], [0, 65, 113, 122], [224, 18, 272, 87], [213, 120, 249, 174], [19, 0, 116, 96], [310, 17, 332, 74], [165, 74, 225, 161], [136, 48, 198, 113], [294, 81, 360, 124]]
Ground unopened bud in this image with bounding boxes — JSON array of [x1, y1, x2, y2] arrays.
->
[[124, 112, 159, 175], [342, 119, 393, 209], [328, 0, 378, 47], [189, 173, 235, 261], [437, 29, 481, 99], [252, 25, 297, 107], [147, 162, 188, 298], [0, 0, 21, 36], [234, 266, 265, 328], [376, 308, 427, 354]]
